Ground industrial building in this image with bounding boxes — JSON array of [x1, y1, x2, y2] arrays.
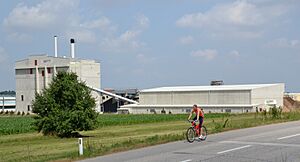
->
[[120, 83, 284, 114], [15, 37, 101, 113], [101, 89, 139, 112], [14, 36, 138, 113], [0, 96, 16, 112]]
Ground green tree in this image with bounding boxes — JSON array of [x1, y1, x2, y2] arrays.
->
[[32, 72, 98, 137]]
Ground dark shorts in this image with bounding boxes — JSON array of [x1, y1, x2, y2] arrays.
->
[[193, 116, 203, 127]]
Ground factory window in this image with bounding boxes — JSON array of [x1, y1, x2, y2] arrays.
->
[[34, 60, 37, 66], [21, 95, 24, 101], [150, 109, 156, 114], [42, 70, 45, 76], [47, 68, 51, 74], [30, 69, 33, 74], [225, 109, 231, 113], [186, 109, 191, 113]]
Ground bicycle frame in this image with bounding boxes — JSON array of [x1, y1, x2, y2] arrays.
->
[[186, 120, 207, 143], [189, 120, 201, 135]]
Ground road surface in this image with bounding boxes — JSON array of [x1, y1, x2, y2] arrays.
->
[[80, 120, 300, 162]]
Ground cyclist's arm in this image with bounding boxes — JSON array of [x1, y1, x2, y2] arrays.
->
[[197, 110, 200, 121], [188, 111, 193, 120]]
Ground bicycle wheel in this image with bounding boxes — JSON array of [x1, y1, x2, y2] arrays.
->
[[200, 126, 207, 140], [186, 127, 195, 143]]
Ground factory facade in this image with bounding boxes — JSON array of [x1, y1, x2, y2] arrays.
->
[[120, 83, 284, 114], [15, 38, 101, 113]]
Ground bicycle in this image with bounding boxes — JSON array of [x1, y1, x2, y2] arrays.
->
[[186, 120, 207, 143]]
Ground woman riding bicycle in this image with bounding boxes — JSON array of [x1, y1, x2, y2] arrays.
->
[[188, 104, 204, 139]]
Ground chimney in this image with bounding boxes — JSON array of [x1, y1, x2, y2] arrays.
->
[[70, 38, 75, 58], [54, 36, 58, 57]]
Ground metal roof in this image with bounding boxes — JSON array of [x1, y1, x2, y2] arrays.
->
[[121, 104, 258, 108], [140, 83, 283, 93]]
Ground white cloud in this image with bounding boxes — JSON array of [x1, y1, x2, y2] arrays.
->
[[229, 50, 240, 58], [100, 30, 145, 53], [0, 47, 8, 64], [3, 1, 149, 54], [266, 38, 300, 48], [135, 14, 150, 29], [191, 49, 218, 61], [3, 0, 79, 30], [120, 30, 141, 41], [66, 30, 97, 43], [99, 15, 150, 53], [210, 30, 263, 39], [6, 32, 32, 42], [136, 53, 156, 64], [176, 1, 264, 28], [176, 1, 289, 39], [179, 36, 194, 45], [80, 17, 111, 29], [79, 17, 117, 33]]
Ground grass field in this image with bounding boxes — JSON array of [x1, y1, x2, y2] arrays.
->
[[1, 112, 300, 162], [0, 116, 35, 135]]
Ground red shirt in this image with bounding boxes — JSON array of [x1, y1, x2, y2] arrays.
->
[[192, 107, 204, 117]]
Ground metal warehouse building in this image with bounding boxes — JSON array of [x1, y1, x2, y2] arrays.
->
[[120, 83, 284, 114]]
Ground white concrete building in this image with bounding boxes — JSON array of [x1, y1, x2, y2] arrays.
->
[[15, 55, 101, 112], [120, 83, 284, 114]]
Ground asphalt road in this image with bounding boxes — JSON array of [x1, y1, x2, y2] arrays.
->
[[80, 120, 300, 162]]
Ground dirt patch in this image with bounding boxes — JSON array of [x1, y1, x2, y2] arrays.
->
[[283, 96, 300, 112]]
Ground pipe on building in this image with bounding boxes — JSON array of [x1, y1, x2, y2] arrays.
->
[[53, 65, 57, 77], [88, 86, 139, 104], [70, 38, 75, 58], [35, 66, 39, 93], [54, 36, 58, 57], [44, 66, 48, 88]]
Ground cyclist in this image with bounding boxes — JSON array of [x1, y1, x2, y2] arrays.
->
[[188, 104, 204, 139]]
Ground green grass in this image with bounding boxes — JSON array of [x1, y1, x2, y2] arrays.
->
[[0, 113, 230, 135], [1, 112, 300, 162], [96, 113, 230, 127], [0, 116, 35, 135]]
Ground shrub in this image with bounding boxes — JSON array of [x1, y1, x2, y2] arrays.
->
[[9, 111, 14, 115], [17, 111, 21, 115], [22, 111, 25, 116], [262, 109, 267, 119], [32, 72, 98, 137], [270, 106, 283, 119]]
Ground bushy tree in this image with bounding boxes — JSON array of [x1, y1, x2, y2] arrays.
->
[[32, 72, 98, 137]]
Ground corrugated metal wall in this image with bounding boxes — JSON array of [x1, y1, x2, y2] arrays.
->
[[140, 90, 251, 105]]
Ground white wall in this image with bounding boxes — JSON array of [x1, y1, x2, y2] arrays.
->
[[139, 90, 251, 105], [15, 55, 101, 112], [251, 84, 284, 111]]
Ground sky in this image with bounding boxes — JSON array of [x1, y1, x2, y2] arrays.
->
[[0, 0, 299, 92]]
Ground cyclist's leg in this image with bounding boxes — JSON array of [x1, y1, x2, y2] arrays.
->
[[199, 117, 203, 137], [192, 116, 199, 134]]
